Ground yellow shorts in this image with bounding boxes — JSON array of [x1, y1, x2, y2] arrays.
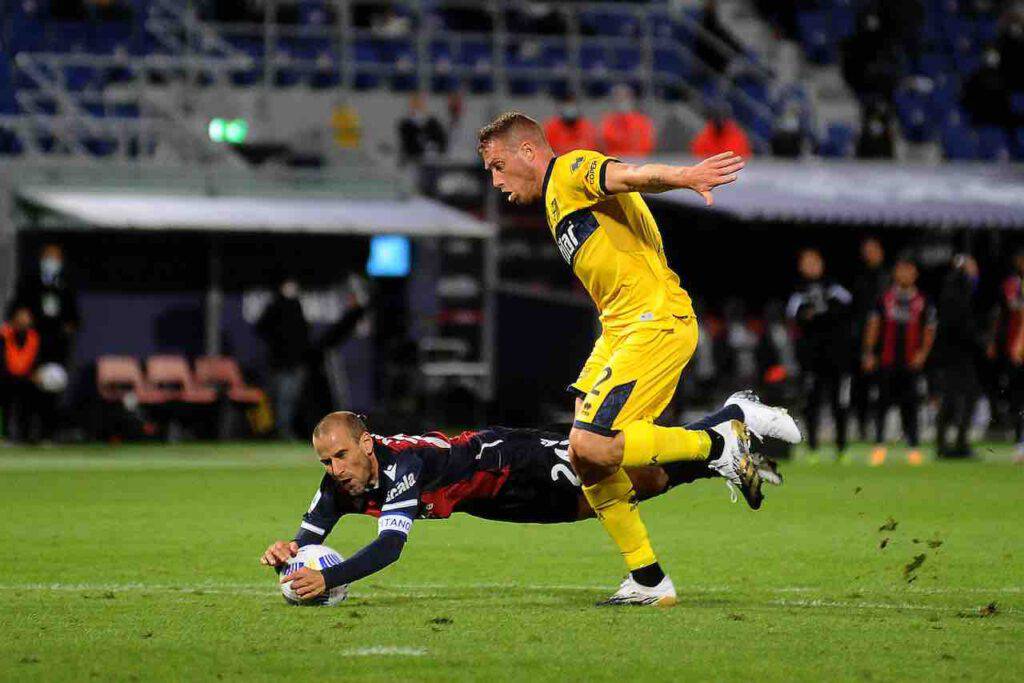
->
[[569, 316, 698, 435]]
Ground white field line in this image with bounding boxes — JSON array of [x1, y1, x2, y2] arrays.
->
[[0, 582, 1019, 607], [341, 647, 426, 657]]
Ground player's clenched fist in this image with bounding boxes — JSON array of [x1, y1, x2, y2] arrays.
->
[[280, 566, 326, 599], [260, 540, 298, 566]]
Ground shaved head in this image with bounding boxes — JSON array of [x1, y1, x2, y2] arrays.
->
[[312, 411, 367, 444]]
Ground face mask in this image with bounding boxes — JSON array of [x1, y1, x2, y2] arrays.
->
[[40, 257, 62, 282]]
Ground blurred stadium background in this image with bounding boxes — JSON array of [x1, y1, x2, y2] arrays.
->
[[1, 0, 1023, 458]]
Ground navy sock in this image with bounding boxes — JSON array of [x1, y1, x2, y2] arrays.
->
[[631, 562, 665, 588]]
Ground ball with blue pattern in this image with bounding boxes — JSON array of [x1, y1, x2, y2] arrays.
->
[[278, 544, 349, 606]]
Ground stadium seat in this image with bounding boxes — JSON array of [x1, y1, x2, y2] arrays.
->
[[194, 356, 264, 405], [96, 356, 167, 404], [941, 124, 980, 160], [145, 355, 217, 404], [976, 126, 1008, 160], [820, 123, 854, 158]]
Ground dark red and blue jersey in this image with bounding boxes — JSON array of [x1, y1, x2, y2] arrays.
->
[[875, 286, 936, 369], [294, 427, 583, 548]]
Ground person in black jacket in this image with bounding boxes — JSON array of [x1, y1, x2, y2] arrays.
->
[[932, 255, 986, 458], [396, 93, 448, 166], [850, 237, 889, 440], [786, 248, 854, 457], [255, 279, 312, 440], [14, 243, 79, 441]]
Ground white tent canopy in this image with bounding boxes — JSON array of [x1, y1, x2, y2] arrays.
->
[[17, 187, 494, 238]]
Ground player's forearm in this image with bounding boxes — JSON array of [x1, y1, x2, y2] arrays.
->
[[613, 163, 694, 194], [920, 326, 937, 359], [320, 532, 406, 589]]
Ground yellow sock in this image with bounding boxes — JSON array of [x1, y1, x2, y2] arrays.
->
[[620, 421, 711, 468], [582, 468, 657, 571]]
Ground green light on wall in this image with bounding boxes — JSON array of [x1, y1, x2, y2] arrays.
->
[[208, 118, 249, 144]]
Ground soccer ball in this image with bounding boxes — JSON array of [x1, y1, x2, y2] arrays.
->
[[278, 544, 349, 606]]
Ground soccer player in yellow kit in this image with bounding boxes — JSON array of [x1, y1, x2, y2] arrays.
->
[[478, 112, 801, 605]]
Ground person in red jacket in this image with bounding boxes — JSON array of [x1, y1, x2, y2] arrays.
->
[[600, 84, 655, 158], [543, 94, 598, 155], [690, 104, 752, 158], [0, 303, 42, 443]]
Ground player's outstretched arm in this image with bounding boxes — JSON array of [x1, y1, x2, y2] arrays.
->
[[603, 151, 745, 206]]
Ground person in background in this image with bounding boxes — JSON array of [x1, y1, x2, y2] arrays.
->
[[15, 243, 79, 442], [990, 250, 1024, 457], [856, 99, 896, 159], [690, 102, 752, 159], [397, 93, 448, 166], [600, 84, 655, 158], [786, 248, 853, 460], [769, 102, 809, 158], [861, 256, 935, 466], [850, 237, 888, 442], [0, 303, 42, 444], [543, 94, 597, 155], [255, 279, 312, 441], [933, 255, 985, 458]]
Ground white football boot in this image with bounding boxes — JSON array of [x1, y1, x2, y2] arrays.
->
[[708, 420, 763, 510], [726, 390, 802, 444], [598, 574, 677, 607]]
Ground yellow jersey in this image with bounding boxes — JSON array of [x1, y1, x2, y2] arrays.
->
[[542, 149, 694, 332]]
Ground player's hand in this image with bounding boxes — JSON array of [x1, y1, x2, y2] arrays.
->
[[687, 151, 745, 206], [280, 566, 326, 599], [910, 351, 927, 370], [259, 540, 298, 567]]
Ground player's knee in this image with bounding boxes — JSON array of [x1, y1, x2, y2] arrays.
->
[[568, 428, 621, 470]]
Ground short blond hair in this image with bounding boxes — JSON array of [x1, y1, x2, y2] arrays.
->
[[477, 111, 545, 155]]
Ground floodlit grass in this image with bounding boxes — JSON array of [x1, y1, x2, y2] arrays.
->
[[1, 441, 1021, 681]]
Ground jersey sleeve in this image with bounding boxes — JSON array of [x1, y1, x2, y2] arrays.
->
[[377, 457, 423, 539], [552, 149, 620, 211], [294, 475, 344, 546]]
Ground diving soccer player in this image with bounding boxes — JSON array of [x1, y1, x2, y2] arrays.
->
[[476, 112, 801, 604], [262, 407, 787, 604]]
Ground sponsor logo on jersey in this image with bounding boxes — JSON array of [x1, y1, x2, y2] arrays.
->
[[571, 155, 584, 172], [554, 210, 600, 265], [549, 196, 559, 223], [586, 160, 597, 186], [385, 473, 417, 502], [383, 464, 398, 481]]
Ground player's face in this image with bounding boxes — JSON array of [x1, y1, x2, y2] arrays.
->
[[798, 251, 824, 280], [482, 138, 541, 205], [893, 261, 917, 287], [314, 429, 376, 496]]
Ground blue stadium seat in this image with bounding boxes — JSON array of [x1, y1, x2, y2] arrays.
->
[[797, 11, 836, 64], [942, 125, 979, 160], [1011, 93, 1024, 117], [820, 123, 854, 158], [353, 40, 381, 90], [1013, 128, 1024, 161], [976, 125, 1008, 160], [64, 65, 98, 92]]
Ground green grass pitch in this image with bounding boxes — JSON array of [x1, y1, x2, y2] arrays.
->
[[1, 441, 1022, 681]]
